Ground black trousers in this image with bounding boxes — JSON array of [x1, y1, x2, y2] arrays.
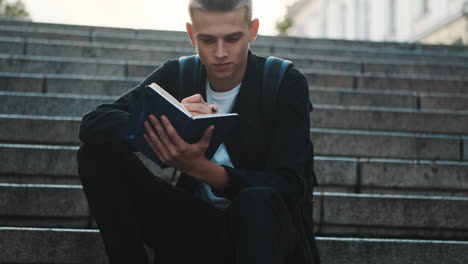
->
[[77, 145, 297, 264]]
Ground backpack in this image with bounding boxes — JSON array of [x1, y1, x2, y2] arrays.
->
[[177, 55, 316, 187]]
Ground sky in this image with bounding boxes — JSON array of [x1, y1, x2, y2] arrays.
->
[[21, 0, 293, 36]]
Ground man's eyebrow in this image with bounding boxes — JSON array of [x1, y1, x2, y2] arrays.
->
[[197, 34, 214, 39], [226, 32, 244, 38], [196, 32, 244, 39]]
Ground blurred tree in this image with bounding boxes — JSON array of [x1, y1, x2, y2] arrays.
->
[[276, 15, 293, 36], [0, 0, 30, 20]]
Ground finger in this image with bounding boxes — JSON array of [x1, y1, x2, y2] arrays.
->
[[210, 104, 218, 113], [160, 115, 186, 148], [183, 103, 213, 115], [148, 115, 175, 150], [198, 125, 214, 150], [143, 121, 169, 160], [143, 133, 164, 159], [181, 94, 205, 104]]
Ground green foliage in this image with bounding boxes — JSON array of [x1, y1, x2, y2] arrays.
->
[[0, 0, 30, 19], [275, 15, 293, 36]]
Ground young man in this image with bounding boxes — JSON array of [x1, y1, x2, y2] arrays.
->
[[77, 0, 320, 263]]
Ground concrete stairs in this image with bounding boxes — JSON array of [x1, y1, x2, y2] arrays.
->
[[0, 18, 468, 263]]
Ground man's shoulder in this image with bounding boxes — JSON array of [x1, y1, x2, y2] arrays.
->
[[251, 53, 305, 82]]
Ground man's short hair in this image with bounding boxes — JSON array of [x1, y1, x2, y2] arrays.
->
[[188, 0, 253, 22]]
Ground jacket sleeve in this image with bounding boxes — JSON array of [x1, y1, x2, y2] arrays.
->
[[215, 68, 312, 205], [78, 60, 177, 149]]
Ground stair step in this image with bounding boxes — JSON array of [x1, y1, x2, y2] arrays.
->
[[2, 226, 467, 264], [0, 72, 139, 94], [312, 106, 468, 135], [317, 237, 468, 264], [0, 227, 107, 263], [2, 90, 468, 118], [310, 87, 468, 111], [2, 144, 468, 196], [2, 36, 468, 64], [314, 192, 468, 239], [2, 19, 468, 54], [312, 128, 465, 160], [1, 184, 467, 238], [2, 53, 468, 78], [304, 70, 468, 94], [0, 183, 89, 228], [0, 92, 115, 116], [1, 113, 466, 159], [314, 157, 468, 197], [0, 144, 78, 177], [2, 71, 467, 96]]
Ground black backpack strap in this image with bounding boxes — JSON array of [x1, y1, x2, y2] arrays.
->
[[262, 56, 317, 187], [178, 55, 201, 99], [262, 56, 293, 123]]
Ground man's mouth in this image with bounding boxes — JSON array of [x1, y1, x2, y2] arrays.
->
[[213, 62, 232, 70]]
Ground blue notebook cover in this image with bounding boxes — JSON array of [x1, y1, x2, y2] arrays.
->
[[127, 83, 239, 168]]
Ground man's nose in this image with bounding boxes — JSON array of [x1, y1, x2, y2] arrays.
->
[[215, 40, 228, 58]]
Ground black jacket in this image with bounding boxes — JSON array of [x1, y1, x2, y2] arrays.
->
[[79, 51, 319, 263]]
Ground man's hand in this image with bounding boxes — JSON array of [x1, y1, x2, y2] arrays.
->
[[143, 114, 213, 174], [181, 94, 218, 116], [143, 114, 229, 190]]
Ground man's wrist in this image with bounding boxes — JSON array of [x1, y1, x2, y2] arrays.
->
[[186, 159, 229, 190]]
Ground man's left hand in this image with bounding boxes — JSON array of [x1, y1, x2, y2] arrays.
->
[[143, 114, 214, 176]]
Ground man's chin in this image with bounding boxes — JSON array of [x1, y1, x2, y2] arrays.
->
[[210, 71, 234, 80]]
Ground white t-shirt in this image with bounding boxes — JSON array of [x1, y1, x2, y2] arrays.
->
[[199, 80, 241, 209]]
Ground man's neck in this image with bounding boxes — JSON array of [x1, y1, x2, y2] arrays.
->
[[207, 77, 242, 92]]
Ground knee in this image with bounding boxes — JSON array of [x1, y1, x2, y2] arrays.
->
[[77, 144, 131, 165], [77, 144, 132, 181]]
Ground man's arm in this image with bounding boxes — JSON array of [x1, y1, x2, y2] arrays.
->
[[78, 60, 177, 148]]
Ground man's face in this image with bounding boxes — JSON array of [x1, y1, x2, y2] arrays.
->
[[186, 8, 259, 88]]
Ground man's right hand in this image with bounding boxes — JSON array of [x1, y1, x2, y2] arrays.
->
[[181, 94, 218, 116]]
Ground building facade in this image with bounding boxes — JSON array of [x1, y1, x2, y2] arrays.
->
[[287, 0, 468, 45]]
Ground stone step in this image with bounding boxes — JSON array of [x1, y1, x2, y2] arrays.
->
[[318, 237, 468, 264], [304, 70, 468, 94], [311, 106, 468, 135], [2, 144, 468, 196], [314, 157, 468, 197], [0, 115, 466, 159], [1, 71, 467, 97], [0, 72, 140, 94], [0, 114, 81, 145], [0, 144, 78, 177], [0, 92, 116, 116], [1, 22, 468, 56], [0, 227, 107, 263], [313, 192, 468, 239], [0, 183, 89, 228], [311, 128, 466, 161], [1, 227, 466, 264], [1, 183, 467, 239], [3, 90, 468, 117], [2, 36, 468, 64], [310, 87, 468, 111], [2, 53, 468, 78]]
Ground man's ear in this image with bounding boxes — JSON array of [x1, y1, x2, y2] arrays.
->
[[186, 22, 196, 46], [249, 18, 259, 43]]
